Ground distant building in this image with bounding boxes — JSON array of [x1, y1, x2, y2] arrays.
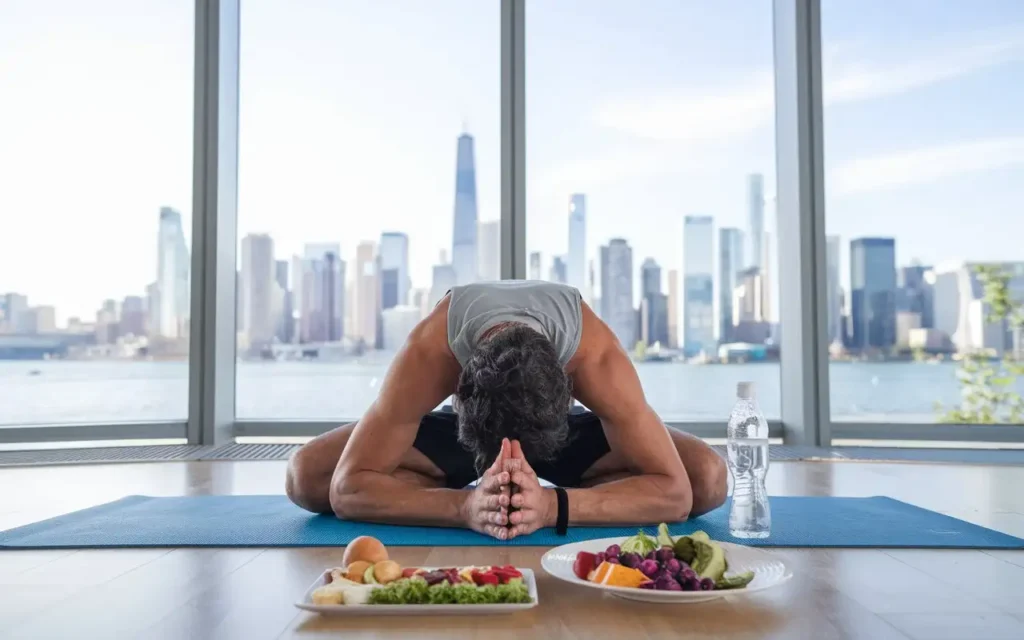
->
[[667, 270, 679, 349], [379, 232, 409, 310], [430, 262, 457, 309], [896, 311, 922, 348], [529, 251, 542, 281], [241, 233, 276, 346], [683, 216, 715, 355], [275, 259, 293, 343], [599, 239, 634, 348], [898, 263, 934, 329], [21, 306, 56, 334], [849, 238, 897, 351], [549, 255, 568, 285], [156, 207, 190, 338], [931, 261, 1024, 355], [477, 220, 500, 281], [1, 293, 29, 333], [639, 258, 669, 347], [299, 244, 345, 343], [120, 296, 146, 337], [567, 194, 586, 291], [733, 267, 767, 325], [381, 305, 423, 351], [747, 174, 764, 271], [354, 241, 378, 347], [451, 132, 479, 285], [718, 228, 744, 343]]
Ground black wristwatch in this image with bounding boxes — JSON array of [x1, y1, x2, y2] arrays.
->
[[554, 487, 569, 536]]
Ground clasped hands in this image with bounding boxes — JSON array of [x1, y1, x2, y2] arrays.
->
[[463, 437, 554, 540]]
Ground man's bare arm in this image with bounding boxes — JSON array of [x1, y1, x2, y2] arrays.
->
[[559, 304, 693, 524], [330, 304, 509, 536]]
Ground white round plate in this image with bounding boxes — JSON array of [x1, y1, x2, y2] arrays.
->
[[541, 537, 792, 604]]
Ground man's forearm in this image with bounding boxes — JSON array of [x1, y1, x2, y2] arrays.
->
[[542, 474, 693, 526], [330, 470, 469, 528]]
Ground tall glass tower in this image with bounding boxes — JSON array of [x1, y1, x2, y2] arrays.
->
[[567, 194, 586, 292], [156, 207, 189, 338], [451, 133, 479, 285]]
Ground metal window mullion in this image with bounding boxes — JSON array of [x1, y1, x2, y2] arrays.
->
[[773, 0, 830, 446], [500, 0, 526, 280], [188, 0, 239, 446]]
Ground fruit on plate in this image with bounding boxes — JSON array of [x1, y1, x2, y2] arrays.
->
[[312, 577, 375, 605], [590, 561, 648, 588], [342, 560, 372, 583], [691, 539, 726, 582], [620, 530, 658, 556], [716, 571, 755, 590], [373, 560, 403, 584], [343, 535, 389, 566], [572, 551, 599, 580]]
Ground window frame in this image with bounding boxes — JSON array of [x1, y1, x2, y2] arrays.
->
[[0, 0, 1018, 448]]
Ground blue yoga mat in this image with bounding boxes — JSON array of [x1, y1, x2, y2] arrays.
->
[[1, 495, 1022, 549]]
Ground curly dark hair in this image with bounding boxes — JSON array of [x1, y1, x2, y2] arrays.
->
[[455, 324, 573, 474]]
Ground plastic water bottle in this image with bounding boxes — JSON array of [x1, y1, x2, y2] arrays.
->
[[726, 382, 771, 538]]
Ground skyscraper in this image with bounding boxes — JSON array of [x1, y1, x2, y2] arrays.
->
[[430, 262, 457, 308], [156, 207, 189, 339], [826, 236, 842, 345], [667, 270, 679, 349], [639, 258, 668, 347], [599, 239, 634, 348], [1, 293, 29, 333], [529, 252, 542, 281], [241, 233, 276, 346], [567, 194, 586, 291], [379, 232, 409, 310], [747, 174, 764, 271], [683, 216, 715, 355], [932, 261, 1024, 355], [275, 259, 293, 343], [355, 241, 378, 346], [898, 263, 935, 329], [549, 256, 568, 284], [300, 243, 345, 343], [451, 132, 479, 285], [718, 228, 744, 343], [477, 220, 500, 281], [120, 295, 146, 338], [849, 237, 897, 352]]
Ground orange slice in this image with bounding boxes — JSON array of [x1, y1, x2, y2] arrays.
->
[[589, 561, 648, 588]]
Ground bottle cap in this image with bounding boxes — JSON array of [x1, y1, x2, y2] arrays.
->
[[737, 382, 755, 399]]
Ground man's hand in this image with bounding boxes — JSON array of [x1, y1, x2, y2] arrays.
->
[[461, 438, 513, 540], [504, 440, 555, 539]]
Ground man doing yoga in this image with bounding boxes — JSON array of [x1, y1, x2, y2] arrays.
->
[[286, 281, 728, 539]]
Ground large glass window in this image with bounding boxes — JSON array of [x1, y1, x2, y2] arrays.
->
[[823, 1, 1024, 423], [526, 1, 781, 420], [235, 1, 500, 420], [0, 1, 194, 426]]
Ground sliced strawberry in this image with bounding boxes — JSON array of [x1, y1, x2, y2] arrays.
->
[[573, 551, 599, 580], [401, 567, 419, 579]]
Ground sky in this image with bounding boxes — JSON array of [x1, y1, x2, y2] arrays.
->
[[1, 0, 1022, 324]]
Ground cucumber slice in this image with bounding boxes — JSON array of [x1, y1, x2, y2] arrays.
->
[[716, 571, 755, 590]]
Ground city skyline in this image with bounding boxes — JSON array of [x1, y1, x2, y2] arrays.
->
[[2, 1, 1024, 326]]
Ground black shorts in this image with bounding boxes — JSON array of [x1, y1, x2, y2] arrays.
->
[[412, 407, 611, 489]]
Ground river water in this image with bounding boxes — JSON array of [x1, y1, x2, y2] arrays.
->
[[3, 358, 1021, 427]]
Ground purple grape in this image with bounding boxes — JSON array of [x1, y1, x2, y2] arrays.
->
[[663, 558, 682, 577], [645, 550, 658, 561], [605, 544, 621, 558], [680, 568, 697, 582], [595, 551, 607, 564], [699, 577, 715, 591], [619, 552, 641, 569], [653, 569, 672, 582], [684, 576, 701, 591], [638, 559, 659, 578], [604, 555, 620, 564], [655, 547, 675, 564], [654, 575, 682, 591]]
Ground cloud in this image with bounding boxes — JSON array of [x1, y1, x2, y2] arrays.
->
[[590, 72, 775, 143], [830, 136, 1024, 195], [590, 26, 1024, 143], [824, 29, 1024, 103]]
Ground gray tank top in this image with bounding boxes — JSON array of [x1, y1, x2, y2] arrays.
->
[[447, 281, 583, 368]]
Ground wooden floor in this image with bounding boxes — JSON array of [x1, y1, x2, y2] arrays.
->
[[1, 460, 1023, 640]]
